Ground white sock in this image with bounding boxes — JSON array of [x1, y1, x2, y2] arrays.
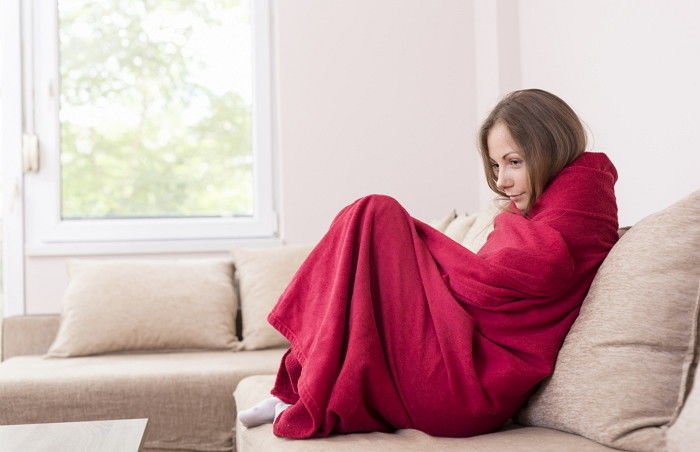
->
[[274, 401, 292, 423], [238, 396, 282, 428]]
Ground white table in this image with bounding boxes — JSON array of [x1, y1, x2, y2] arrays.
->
[[0, 418, 149, 452]]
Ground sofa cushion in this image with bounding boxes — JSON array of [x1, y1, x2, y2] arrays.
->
[[234, 375, 617, 452], [427, 202, 501, 253], [427, 209, 457, 233], [459, 201, 501, 252], [516, 189, 700, 451], [442, 212, 478, 243], [668, 348, 700, 452], [47, 258, 240, 357], [0, 348, 287, 451], [231, 245, 314, 351]]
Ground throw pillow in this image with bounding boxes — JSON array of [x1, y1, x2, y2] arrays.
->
[[427, 209, 457, 233], [231, 244, 314, 350], [516, 189, 700, 452], [443, 213, 478, 243], [427, 202, 501, 253], [47, 259, 239, 357], [460, 201, 501, 252]]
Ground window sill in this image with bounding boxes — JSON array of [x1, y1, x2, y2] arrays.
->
[[24, 236, 284, 257]]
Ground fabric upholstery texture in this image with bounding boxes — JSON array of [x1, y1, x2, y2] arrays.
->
[[428, 201, 501, 253], [2, 315, 60, 361], [0, 349, 287, 451], [668, 317, 700, 452], [234, 374, 617, 452], [427, 209, 457, 233], [47, 259, 240, 357], [459, 201, 501, 253], [516, 189, 700, 452], [231, 245, 314, 350], [442, 212, 478, 243]]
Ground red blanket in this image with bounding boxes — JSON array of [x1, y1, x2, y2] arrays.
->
[[267, 151, 619, 438]]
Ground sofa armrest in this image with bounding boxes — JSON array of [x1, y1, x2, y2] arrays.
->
[[1, 315, 60, 361]]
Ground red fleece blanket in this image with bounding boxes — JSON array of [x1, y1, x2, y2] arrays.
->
[[267, 151, 619, 439]]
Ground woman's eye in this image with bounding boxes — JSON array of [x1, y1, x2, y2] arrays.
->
[[510, 160, 522, 166]]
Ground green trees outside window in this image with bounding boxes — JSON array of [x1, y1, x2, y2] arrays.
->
[[59, 0, 254, 219]]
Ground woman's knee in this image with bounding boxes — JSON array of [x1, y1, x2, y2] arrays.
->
[[358, 194, 404, 211]]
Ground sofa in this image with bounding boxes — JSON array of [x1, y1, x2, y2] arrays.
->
[[2, 316, 634, 452], [1, 190, 698, 452]]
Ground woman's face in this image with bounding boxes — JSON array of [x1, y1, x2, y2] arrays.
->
[[487, 121, 531, 211]]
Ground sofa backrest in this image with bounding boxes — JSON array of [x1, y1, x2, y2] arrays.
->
[[1, 227, 634, 362], [1, 315, 60, 361], [1, 306, 245, 361]]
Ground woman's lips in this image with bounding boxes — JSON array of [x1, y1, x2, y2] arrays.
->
[[508, 193, 525, 200]]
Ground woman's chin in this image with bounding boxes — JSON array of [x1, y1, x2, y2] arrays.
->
[[510, 200, 527, 212]]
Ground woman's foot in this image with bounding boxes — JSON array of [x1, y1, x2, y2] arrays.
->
[[273, 401, 292, 423], [238, 396, 283, 428]]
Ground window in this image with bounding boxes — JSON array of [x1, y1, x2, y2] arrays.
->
[[22, 0, 277, 254]]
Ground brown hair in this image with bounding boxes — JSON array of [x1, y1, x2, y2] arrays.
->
[[478, 88, 587, 216]]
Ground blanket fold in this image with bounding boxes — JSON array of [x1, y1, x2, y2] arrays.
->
[[267, 151, 619, 439]]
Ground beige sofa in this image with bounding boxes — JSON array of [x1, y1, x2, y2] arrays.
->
[[0, 312, 287, 451], [1, 191, 698, 452], [1, 314, 625, 452]]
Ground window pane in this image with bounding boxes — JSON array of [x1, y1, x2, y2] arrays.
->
[[58, 0, 253, 219]]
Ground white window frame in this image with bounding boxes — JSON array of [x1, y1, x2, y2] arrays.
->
[[23, 0, 279, 256], [1, 0, 26, 317]]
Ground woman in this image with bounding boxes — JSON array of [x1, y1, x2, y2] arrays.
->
[[238, 89, 619, 439]]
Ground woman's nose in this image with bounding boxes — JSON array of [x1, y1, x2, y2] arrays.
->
[[496, 170, 512, 190]]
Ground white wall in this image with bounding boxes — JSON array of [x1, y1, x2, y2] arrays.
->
[[275, 0, 478, 244], [516, 0, 700, 227]]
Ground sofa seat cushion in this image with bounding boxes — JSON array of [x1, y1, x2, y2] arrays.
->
[[0, 348, 287, 452], [234, 375, 617, 452]]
